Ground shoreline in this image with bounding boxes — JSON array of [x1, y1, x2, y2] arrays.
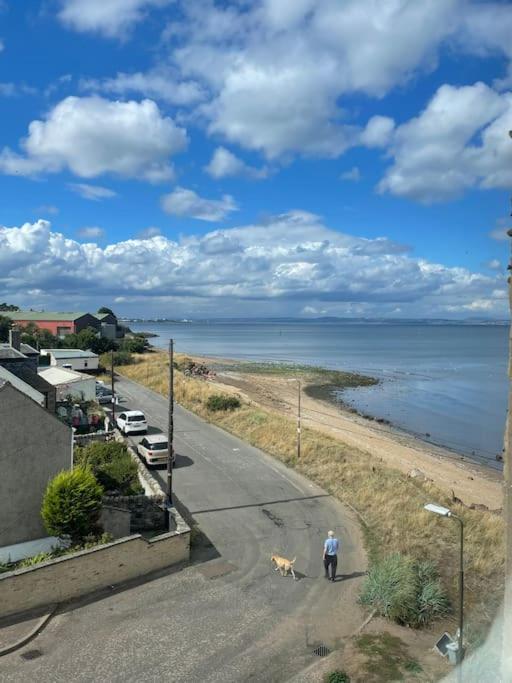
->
[[169, 349, 503, 510]]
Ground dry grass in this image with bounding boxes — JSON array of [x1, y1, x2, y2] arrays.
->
[[118, 352, 505, 644]]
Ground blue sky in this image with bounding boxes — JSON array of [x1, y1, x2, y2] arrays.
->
[[1, 0, 512, 318]]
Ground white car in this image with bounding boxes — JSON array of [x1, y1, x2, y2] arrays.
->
[[116, 410, 148, 435], [137, 434, 173, 467]]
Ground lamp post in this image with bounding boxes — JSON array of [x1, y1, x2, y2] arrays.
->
[[424, 503, 464, 681]]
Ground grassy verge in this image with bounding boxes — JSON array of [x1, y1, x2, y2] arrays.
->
[[117, 352, 504, 647]]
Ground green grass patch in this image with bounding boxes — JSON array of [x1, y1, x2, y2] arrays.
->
[[355, 632, 421, 681]]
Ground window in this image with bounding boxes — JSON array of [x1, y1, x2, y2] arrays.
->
[[128, 414, 146, 422]]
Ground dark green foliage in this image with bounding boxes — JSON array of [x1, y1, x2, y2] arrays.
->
[[206, 394, 241, 411], [0, 302, 19, 311], [74, 441, 142, 495], [120, 337, 146, 354], [42, 468, 103, 544], [0, 315, 10, 342], [98, 307, 115, 316], [359, 553, 449, 628], [20, 323, 61, 349], [324, 671, 350, 683]]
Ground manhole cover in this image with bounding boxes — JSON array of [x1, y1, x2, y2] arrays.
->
[[21, 649, 43, 660], [313, 645, 331, 657]]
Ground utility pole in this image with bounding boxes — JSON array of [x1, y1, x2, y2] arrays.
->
[[503, 131, 512, 680], [110, 349, 116, 425], [166, 338, 174, 528], [297, 378, 301, 460]]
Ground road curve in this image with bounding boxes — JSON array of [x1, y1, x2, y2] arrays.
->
[[2, 374, 366, 683]]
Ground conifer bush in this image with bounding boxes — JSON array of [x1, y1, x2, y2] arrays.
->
[[42, 468, 103, 544], [206, 394, 241, 411]]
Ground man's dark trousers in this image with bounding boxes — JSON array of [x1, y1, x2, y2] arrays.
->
[[324, 554, 337, 580]]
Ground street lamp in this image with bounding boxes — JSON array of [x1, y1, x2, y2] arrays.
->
[[424, 503, 464, 679]]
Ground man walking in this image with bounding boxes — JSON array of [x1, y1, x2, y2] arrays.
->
[[323, 530, 339, 582]]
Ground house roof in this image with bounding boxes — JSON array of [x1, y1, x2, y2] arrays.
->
[[2, 311, 89, 322], [20, 343, 38, 355], [0, 367, 45, 405], [16, 367, 55, 395], [0, 344, 26, 360], [41, 348, 99, 359], [94, 313, 111, 320], [39, 367, 94, 386]]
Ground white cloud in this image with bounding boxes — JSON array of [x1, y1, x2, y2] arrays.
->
[[0, 214, 505, 318], [137, 226, 162, 239], [378, 82, 512, 202], [0, 82, 37, 97], [204, 147, 267, 179], [76, 226, 105, 239], [34, 205, 59, 215], [489, 226, 509, 241], [80, 68, 205, 106], [0, 96, 188, 182], [360, 115, 395, 148], [0, 39, 4, 52], [166, 0, 512, 162], [486, 259, 502, 270], [69, 183, 117, 200], [340, 166, 361, 182], [58, 0, 172, 38], [160, 186, 238, 222]]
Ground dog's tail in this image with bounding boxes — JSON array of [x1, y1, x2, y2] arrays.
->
[[290, 557, 296, 564]]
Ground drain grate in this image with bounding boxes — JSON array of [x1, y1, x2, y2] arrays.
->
[[313, 645, 331, 657], [21, 649, 43, 660]]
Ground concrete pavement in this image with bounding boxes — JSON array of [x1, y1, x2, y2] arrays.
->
[[1, 374, 366, 682]]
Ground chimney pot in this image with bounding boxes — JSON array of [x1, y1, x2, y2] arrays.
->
[[9, 327, 21, 351]]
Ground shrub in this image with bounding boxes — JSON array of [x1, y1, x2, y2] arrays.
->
[[206, 394, 241, 411], [324, 672, 350, 683], [42, 468, 103, 544], [120, 337, 146, 354], [74, 441, 142, 495], [359, 553, 450, 628], [100, 350, 135, 368]]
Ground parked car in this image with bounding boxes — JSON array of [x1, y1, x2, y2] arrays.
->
[[96, 386, 117, 405], [137, 434, 173, 467], [116, 410, 148, 435]]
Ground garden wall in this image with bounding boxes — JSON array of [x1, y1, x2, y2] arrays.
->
[[103, 494, 167, 532], [0, 522, 190, 618]]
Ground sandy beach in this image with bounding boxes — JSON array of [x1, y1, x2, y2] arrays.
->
[[182, 353, 503, 511]]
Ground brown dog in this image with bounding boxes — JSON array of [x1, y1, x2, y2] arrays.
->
[[271, 554, 297, 580]]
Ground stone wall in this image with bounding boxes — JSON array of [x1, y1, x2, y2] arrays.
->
[[0, 524, 190, 618], [73, 431, 115, 447], [103, 494, 167, 532], [100, 505, 131, 539]]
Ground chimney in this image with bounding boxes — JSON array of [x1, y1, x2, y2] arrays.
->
[[9, 327, 21, 351]]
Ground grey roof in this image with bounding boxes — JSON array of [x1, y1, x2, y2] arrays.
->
[[0, 367, 45, 405], [0, 344, 26, 360], [20, 343, 38, 355], [42, 348, 99, 359], [2, 311, 90, 322], [16, 367, 55, 395]]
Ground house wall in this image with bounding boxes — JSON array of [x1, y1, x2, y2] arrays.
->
[[54, 377, 96, 401], [51, 356, 99, 371], [74, 314, 101, 334], [12, 319, 77, 336], [0, 384, 72, 547]]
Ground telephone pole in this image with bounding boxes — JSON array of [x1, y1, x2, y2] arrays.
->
[[110, 349, 116, 425], [166, 339, 175, 528]]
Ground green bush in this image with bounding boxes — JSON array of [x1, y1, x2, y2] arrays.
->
[[206, 394, 241, 411], [359, 553, 450, 628], [17, 551, 55, 568], [74, 441, 142, 495], [42, 468, 103, 544], [120, 337, 146, 354], [100, 350, 135, 368], [324, 672, 350, 683]]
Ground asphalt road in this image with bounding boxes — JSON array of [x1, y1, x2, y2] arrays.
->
[[2, 375, 366, 683]]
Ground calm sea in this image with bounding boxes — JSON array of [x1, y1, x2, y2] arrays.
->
[[129, 320, 509, 469]]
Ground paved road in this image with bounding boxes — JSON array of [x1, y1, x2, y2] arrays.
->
[[2, 375, 365, 683]]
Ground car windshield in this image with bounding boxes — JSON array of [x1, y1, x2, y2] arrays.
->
[[150, 442, 168, 450], [128, 414, 145, 422]]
